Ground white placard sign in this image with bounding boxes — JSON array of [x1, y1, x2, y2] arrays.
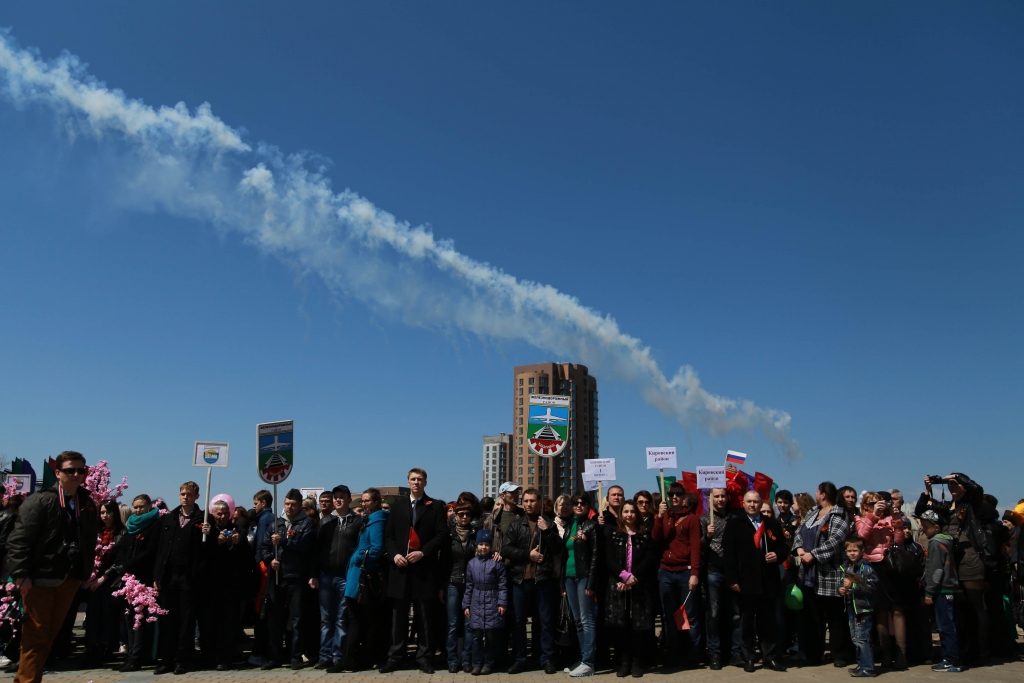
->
[[193, 442, 230, 468], [696, 465, 727, 490], [584, 458, 616, 481], [301, 487, 325, 501], [646, 447, 677, 470], [583, 477, 600, 492], [6, 474, 32, 495]]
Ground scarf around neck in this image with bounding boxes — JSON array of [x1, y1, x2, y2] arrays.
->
[[126, 508, 160, 535]]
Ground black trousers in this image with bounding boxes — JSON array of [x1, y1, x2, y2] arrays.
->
[[201, 589, 242, 665], [799, 588, 850, 664], [737, 594, 777, 663], [388, 598, 434, 663], [158, 573, 197, 665], [267, 578, 306, 663], [345, 597, 388, 667]]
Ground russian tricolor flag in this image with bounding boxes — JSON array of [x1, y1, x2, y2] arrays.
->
[[725, 450, 747, 465]]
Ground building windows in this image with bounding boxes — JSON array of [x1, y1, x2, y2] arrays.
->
[[518, 457, 523, 465], [518, 428, 523, 436], [528, 477, 534, 486], [519, 388, 523, 396], [528, 467, 534, 475], [519, 398, 523, 406], [518, 467, 523, 475], [519, 408, 523, 415], [528, 456, 534, 464], [519, 378, 523, 386], [529, 378, 534, 385], [518, 418, 522, 425], [529, 388, 534, 394]]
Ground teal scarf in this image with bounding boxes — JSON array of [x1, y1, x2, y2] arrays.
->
[[126, 508, 160, 535]]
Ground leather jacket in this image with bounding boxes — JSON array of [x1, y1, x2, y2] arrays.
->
[[560, 515, 600, 581], [502, 513, 558, 584]]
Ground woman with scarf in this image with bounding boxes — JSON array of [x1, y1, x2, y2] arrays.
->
[[103, 494, 162, 672], [443, 502, 480, 672], [84, 500, 126, 666], [605, 501, 655, 678], [561, 492, 600, 678]]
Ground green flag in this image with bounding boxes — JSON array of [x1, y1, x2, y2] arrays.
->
[[657, 474, 677, 489], [41, 458, 57, 489]]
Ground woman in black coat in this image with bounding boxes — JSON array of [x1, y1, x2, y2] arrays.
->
[[605, 501, 655, 678]]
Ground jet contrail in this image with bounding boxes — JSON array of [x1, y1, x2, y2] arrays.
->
[[0, 30, 799, 459]]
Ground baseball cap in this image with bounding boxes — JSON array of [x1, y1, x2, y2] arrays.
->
[[331, 485, 351, 497], [498, 482, 522, 495], [917, 509, 941, 524]]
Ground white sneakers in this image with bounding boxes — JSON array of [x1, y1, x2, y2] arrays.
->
[[0, 656, 11, 667], [569, 663, 595, 677]]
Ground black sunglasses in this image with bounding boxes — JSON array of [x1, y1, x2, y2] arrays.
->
[[668, 491, 684, 498], [572, 500, 587, 506], [455, 511, 471, 517], [60, 467, 87, 476]]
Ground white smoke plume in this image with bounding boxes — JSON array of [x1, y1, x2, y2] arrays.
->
[[0, 31, 799, 459]]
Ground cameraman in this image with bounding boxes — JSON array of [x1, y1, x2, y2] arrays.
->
[[7, 451, 98, 683]]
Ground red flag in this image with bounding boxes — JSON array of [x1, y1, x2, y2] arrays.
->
[[408, 528, 421, 552], [680, 472, 705, 515], [673, 604, 691, 630], [753, 472, 774, 504], [753, 520, 765, 549]]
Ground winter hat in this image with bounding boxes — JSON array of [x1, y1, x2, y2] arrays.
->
[[477, 529, 494, 545]]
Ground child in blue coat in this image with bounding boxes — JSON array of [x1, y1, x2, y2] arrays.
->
[[462, 530, 508, 675]]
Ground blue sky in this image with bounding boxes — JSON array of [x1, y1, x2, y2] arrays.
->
[[0, 4, 1021, 512]]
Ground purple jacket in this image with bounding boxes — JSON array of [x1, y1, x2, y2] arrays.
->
[[462, 554, 508, 631]]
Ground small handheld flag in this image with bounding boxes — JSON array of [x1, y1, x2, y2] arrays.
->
[[725, 450, 747, 466]]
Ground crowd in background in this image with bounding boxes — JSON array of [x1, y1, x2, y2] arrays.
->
[[0, 452, 1023, 682]]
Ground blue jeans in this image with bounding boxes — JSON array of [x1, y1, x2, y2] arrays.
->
[[657, 568, 702, 662], [446, 583, 475, 667], [705, 570, 740, 659], [933, 594, 960, 666], [564, 575, 598, 667], [512, 579, 557, 665], [318, 572, 348, 662], [847, 606, 874, 673]]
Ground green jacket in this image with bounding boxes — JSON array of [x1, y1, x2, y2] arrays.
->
[[6, 486, 99, 583], [924, 533, 958, 597]]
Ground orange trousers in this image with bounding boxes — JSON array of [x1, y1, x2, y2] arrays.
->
[[14, 579, 81, 683]]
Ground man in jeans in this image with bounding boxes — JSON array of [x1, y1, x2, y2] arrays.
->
[[652, 484, 702, 669], [260, 488, 316, 670], [8, 451, 98, 683], [312, 485, 362, 672], [700, 487, 740, 669], [501, 488, 559, 674]]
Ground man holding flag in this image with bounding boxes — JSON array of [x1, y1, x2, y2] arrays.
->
[[380, 468, 447, 674]]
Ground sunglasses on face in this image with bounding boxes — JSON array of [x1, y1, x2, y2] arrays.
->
[[60, 467, 87, 476], [456, 511, 470, 517], [668, 492, 684, 498], [572, 501, 586, 507], [636, 500, 650, 506]]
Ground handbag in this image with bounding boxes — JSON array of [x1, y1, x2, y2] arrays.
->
[[556, 593, 573, 646], [355, 550, 379, 605], [885, 539, 920, 579]]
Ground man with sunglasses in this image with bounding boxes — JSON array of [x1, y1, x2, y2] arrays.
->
[[652, 483, 702, 669], [8, 451, 98, 683]]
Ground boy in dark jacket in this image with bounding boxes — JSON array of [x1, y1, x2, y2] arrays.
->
[[839, 537, 877, 677], [919, 510, 962, 673], [259, 488, 315, 670], [152, 481, 206, 675]]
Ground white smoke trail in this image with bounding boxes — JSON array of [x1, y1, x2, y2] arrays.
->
[[0, 31, 799, 459]]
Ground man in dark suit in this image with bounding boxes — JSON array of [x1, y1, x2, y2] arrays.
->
[[379, 468, 447, 674], [723, 490, 788, 673], [152, 481, 206, 675]]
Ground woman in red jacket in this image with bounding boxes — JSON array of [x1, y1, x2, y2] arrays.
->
[[856, 492, 908, 670]]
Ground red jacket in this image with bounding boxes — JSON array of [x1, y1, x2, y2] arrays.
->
[[651, 509, 701, 575]]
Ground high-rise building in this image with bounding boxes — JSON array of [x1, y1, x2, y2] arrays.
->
[[481, 433, 511, 499], [511, 362, 598, 500]]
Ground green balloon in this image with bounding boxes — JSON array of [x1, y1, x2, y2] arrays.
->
[[784, 583, 804, 611]]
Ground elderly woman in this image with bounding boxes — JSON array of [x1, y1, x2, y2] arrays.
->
[[201, 497, 252, 671]]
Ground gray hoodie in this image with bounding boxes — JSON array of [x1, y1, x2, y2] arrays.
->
[[924, 533, 958, 598]]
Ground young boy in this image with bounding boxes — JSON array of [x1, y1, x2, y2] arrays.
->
[[919, 509, 962, 673], [839, 537, 877, 677], [462, 530, 507, 676]]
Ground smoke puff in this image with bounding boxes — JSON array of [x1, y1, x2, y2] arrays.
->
[[0, 29, 799, 460]]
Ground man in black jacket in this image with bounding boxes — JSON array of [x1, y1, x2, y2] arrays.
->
[[312, 485, 363, 672], [259, 488, 316, 670], [379, 468, 447, 674], [152, 481, 206, 675], [723, 491, 788, 673], [7, 451, 98, 683], [502, 488, 559, 674], [102, 493, 161, 672]]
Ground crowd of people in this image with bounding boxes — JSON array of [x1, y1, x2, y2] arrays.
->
[[0, 451, 1023, 683]]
